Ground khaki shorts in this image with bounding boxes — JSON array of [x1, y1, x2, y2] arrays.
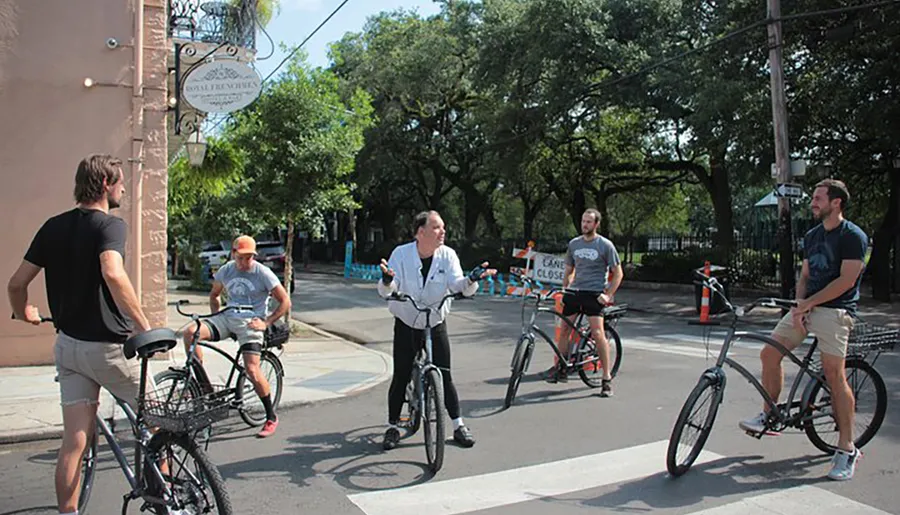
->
[[771, 307, 854, 358], [204, 313, 265, 354], [54, 332, 153, 409]]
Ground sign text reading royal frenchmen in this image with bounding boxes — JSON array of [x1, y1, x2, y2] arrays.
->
[[183, 60, 262, 114]]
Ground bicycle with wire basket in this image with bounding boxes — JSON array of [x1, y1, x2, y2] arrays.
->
[[29, 317, 234, 514], [386, 291, 467, 474], [666, 269, 895, 477], [503, 273, 626, 409], [154, 300, 286, 430]]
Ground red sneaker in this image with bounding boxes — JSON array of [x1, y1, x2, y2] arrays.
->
[[257, 417, 278, 438]]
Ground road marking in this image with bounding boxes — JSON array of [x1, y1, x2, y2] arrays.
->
[[347, 440, 722, 515], [656, 333, 762, 350], [686, 484, 892, 514], [625, 339, 719, 359]]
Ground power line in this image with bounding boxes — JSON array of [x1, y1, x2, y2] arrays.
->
[[780, 0, 900, 22], [262, 0, 353, 83], [202, 0, 354, 135]]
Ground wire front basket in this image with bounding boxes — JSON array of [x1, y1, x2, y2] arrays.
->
[[848, 323, 899, 354], [142, 384, 231, 433]]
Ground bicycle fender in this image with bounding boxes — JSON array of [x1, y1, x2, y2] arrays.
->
[[798, 358, 865, 413], [261, 351, 285, 377], [702, 366, 727, 387]]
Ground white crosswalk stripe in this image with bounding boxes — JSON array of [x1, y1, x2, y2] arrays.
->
[[686, 484, 891, 515], [347, 440, 889, 515], [348, 440, 719, 515]]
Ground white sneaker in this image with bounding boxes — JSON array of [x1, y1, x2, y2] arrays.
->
[[828, 447, 861, 481], [738, 412, 767, 433]]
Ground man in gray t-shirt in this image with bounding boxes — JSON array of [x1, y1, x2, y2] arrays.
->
[[548, 209, 623, 396], [182, 235, 292, 438]]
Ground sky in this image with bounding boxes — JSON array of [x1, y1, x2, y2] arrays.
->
[[255, 0, 442, 79]]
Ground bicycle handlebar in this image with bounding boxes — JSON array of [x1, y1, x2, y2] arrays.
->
[[168, 300, 255, 319], [386, 291, 467, 313], [692, 268, 797, 318]]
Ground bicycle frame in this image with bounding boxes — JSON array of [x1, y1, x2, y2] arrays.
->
[[93, 359, 172, 505], [519, 291, 601, 369]]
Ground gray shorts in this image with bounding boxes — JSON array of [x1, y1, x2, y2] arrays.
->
[[54, 332, 155, 409], [203, 313, 265, 354]]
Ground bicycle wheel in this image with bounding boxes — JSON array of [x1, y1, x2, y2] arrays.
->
[[154, 368, 203, 403], [77, 429, 98, 513], [144, 431, 232, 515], [402, 370, 421, 436], [236, 352, 284, 427], [666, 375, 723, 477], [803, 358, 887, 454], [422, 369, 446, 473], [577, 326, 623, 387], [504, 335, 533, 409]]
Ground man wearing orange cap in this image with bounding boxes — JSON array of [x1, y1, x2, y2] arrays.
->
[[183, 235, 292, 438]]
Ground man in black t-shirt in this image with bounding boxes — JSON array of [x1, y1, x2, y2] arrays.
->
[[7, 155, 152, 515], [738, 179, 868, 481]]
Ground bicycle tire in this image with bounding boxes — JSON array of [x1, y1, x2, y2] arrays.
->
[[578, 326, 623, 387], [144, 431, 232, 514], [404, 369, 422, 436], [504, 335, 532, 409], [423, 369, 446, 473], [666, 375, 723, 477], [237, 352, 284, 427], [154, 368, 203, 402], [803, 358, 887, 454], [77, 429, 98, 513]]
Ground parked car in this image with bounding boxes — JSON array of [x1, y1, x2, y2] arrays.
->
[[196, 240, 231, 271], [255, 241, 296, 293]]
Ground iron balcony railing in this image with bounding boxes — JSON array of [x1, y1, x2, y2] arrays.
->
[[168, 0, 256, 49]]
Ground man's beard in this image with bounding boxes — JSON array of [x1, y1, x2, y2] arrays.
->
[[109, 196, 121, 209], [814, 206, 831, 220]]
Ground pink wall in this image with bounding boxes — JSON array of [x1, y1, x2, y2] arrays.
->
[[0, 0, 168, 365]]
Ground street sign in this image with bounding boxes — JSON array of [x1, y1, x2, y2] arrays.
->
[[774, 183, 803, 199], [532, 252, 565, 285]]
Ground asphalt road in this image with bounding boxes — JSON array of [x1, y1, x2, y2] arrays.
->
[[1, 273, 897, 514]]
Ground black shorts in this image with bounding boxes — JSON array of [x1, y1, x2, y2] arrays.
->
[[562, 291, 605, 317]]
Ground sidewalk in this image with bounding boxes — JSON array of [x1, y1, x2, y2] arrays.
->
[[0, 290, 392, 444]]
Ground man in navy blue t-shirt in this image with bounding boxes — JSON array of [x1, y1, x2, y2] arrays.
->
[[739, 179, 868, 481]]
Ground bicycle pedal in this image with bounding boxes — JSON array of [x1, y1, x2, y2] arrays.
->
[[745, 429, 781, 438]]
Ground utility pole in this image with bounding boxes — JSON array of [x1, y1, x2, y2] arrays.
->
[[767, 0, 795, 299]]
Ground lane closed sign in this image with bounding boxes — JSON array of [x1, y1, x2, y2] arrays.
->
[[533, 252, 565, 285]]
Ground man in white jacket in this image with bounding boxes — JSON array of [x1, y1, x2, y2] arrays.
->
[[377, 210, 495, 450]]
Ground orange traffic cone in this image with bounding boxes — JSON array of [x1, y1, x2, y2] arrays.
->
[[699, 260, 711, 323]]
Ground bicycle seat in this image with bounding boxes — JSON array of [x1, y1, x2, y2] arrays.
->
[[124, 328, 178, 359]]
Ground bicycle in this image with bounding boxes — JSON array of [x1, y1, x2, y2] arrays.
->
[[154, 300, 287, 429], [666, 270, 895, 477], [504, 274, 626, 409], [30, 318, 235, 514], [386, 291, 467, 474]]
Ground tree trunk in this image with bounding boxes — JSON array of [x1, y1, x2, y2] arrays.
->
[[570, 185, 586, 234], [871, 166, 899, 302], [463, 187, 479, 240], [348, 209, 358, 263], [594, 188, 610, 237], [700, 151, 735, 258], [523, 203, 537, 241], [284, 217, 295, 322]]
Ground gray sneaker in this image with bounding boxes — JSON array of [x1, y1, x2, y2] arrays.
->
[[828, 447, 861, 481], [738, 412, 767, 433]]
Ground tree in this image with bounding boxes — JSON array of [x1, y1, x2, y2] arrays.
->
[[229, 56, 373, 298], [167, 137, 244, 276]]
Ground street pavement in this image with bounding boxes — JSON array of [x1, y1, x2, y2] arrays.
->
[[0, 272, 898, 514]]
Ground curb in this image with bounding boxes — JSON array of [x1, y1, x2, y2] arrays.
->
[[0, 321, 392, 445]]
